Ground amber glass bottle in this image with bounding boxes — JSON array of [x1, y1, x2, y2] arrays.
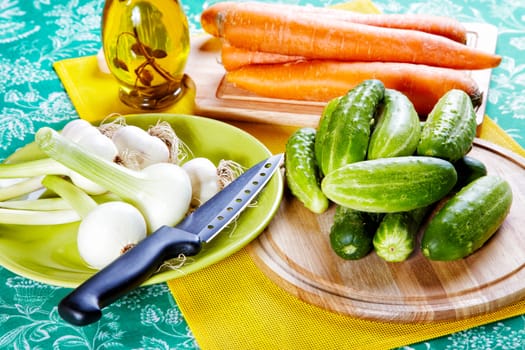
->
[[102, 0, 190, 110]]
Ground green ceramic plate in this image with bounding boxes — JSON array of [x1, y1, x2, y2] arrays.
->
[[0, 114, 283, 288]]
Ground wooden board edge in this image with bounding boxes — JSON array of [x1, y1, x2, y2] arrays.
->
[[247, 234, 525, 323]]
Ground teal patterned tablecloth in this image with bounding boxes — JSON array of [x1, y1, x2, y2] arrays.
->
[[0, 0, 524, 349]]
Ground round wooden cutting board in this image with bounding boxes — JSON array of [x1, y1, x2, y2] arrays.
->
[[248, 139, 525, 323]]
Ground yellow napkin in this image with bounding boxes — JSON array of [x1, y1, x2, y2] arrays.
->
[[53, 57, 196, 122], [52, 0, 525, 348], [479, 116, 525, 157], [169, 249, 525, 350]]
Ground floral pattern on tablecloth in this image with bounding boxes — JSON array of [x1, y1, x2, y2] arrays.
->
[[0, 0, 524, 349], [0, 276, 196, 349]]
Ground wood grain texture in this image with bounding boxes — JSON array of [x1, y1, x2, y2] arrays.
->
[[185, 23, 498, 128], [247, 139, 525, 323]]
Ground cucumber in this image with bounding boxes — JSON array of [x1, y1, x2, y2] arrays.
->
[[452, 156, 487, 190], [421, 175, 512, 261], [285, 127, 329, 214], [373, 206, 429, 262], [314, 96, 341, 166], [329, 205, 379, 260], [417, 89, 477, 162], [367, 89, 420, 159], [315, 79, 385, 175], [321, 156, 457, 213]]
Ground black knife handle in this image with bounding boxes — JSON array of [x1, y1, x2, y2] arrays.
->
[[58, 226, 201, 326]]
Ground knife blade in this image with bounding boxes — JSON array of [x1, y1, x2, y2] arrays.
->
[[58, 153, 283, 326]]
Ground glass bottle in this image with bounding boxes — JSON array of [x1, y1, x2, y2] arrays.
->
[[101, 0, 190, 110]]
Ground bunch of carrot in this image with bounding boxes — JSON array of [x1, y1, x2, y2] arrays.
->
[[200, 1, 502, 116]]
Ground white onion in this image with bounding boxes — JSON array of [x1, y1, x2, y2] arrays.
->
[[112, 125, 170, 169], [61, 120, 119, 195], [77, 201, 147, 269], [182, 157, 220, 207]]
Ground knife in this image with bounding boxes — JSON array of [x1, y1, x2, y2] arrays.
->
[[58, 153, 283, 326]]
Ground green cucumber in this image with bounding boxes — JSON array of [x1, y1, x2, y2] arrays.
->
[[452, 156, 487, 190], [285, 127, 329, 214], [321, 156, 457, 213], [367, 89, 420, 159], [417, 89, 477, 162], [315, 79, 385, 175], [373, 206, 429, 262], [314, 96, 341, 166], [421, 175, 512, 261], [329, 205, 379, 260]]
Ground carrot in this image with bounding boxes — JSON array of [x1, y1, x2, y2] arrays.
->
[[221, 43, 305, 71], [201, 2, 501, 70], [203, 2, 468, 43], [225, 60, 482, 116]]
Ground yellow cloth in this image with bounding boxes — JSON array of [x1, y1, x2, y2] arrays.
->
[[479, 116, 525, 157], [169, 249, 525, 350], [52, 0, 525, 348], [53, 58, 196, 122]]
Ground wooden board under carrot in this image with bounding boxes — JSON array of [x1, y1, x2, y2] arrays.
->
[[185, 22, 498, 128]]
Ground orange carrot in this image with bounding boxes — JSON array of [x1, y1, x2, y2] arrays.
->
[[225, 61, 482, 116], [221, 43, 305, 71], [201, 2, 501, 70], [203, 2, 468, 43]]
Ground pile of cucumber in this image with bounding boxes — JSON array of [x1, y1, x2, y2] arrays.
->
[[284, 80, 513, 262]]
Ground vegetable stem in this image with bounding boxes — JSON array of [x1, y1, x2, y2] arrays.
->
[[0, 192, 120, 211], [36, 127, 144, 201], [42, 175, 98, 219], [0, 158, 70, 178], [0, 208, 79, 225], [0, 197, 72, 211], [0, 176, 44, 201]]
